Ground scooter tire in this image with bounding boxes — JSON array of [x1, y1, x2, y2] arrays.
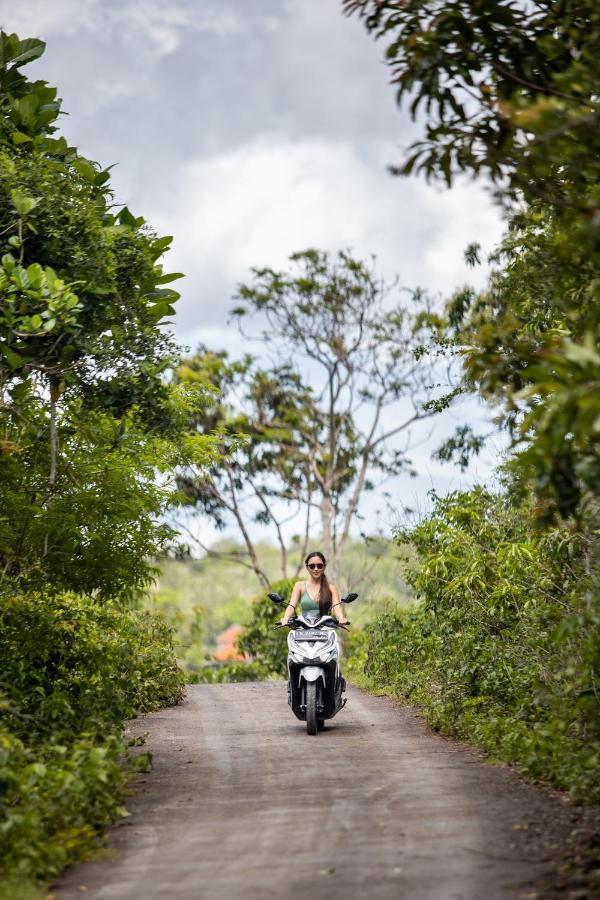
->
[[318, 719, 325, 730], [306, 681, 318, 735]]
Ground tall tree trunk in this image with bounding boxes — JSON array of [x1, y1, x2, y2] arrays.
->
[[321, 492, 335, 578], [295, 482, 312, 577]]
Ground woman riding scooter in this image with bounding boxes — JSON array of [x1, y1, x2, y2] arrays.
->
[[280, 551, 349, 627]]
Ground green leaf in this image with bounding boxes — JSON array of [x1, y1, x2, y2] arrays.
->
[[562, 340, 600, 368], [118, 206, 136, 227], [7, 37, 46, 68], [11, 93, 39, 129], [118, 207, 144, 228], [41, 135, 69, 155], [73, 157, 98, 182], [148, 302, 171, 320], [10, 188, 41, 218], [154, 272, 184, 285], [1, 345, 23, 368], [149, 236, 173, 260], [145, 288, 180, 303], [10, 378, 30, 401], [12, 131, 33, 145]]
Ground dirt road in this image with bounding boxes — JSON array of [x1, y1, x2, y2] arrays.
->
[[54, 683, 579, 899]]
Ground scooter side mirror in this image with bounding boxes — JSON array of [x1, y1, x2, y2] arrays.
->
[[268, 592, 285, 605], [342, 592, 358, 603]]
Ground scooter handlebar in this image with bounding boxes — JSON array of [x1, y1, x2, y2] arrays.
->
[[274, 619, 350, 630]]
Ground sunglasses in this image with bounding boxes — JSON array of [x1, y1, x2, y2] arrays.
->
[[307, 563, 324, 570]]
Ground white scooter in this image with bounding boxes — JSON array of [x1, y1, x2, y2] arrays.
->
[[269, 591, 358, 735]]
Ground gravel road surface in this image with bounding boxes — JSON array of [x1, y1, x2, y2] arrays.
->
[[54, 683, 579, 900]]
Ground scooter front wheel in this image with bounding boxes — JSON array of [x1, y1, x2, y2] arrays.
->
[[306, 681, 318, 735]]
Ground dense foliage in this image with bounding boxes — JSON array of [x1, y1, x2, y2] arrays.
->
[[363, 487, 599, 801], [0, 33, 215, 600], [345, 0, 600, 521], [343, 0, 600, 210], [0, 592, 185, 886], [237, 578, 295, 677], [0, 33, 214, 887], [344, 1, 600, 815]]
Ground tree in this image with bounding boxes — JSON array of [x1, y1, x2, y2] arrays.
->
[[173, 249, 451, 582], [343, 0, 600, 211], [344, 1, 600, 520], [172, 349, 310, 587], [0, 33, 218, 598]]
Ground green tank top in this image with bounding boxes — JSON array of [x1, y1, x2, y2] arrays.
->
[[300, 585, 320, 614]]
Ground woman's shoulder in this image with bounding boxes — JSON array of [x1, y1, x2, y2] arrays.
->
[[328, 582, 338, 592], [293, 580, 305, 590]]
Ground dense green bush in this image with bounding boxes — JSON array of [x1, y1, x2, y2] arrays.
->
[[188, 660, 272, 683], [0, 33, 195, 892], [0, 730, 127, 890], [342, 619, 371, 684], [0, 593, 185, 885], [237, 578, 295, 677], [365, 488, 600, 801]]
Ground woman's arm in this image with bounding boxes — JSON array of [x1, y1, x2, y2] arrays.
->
[[282, 582, 301, 625], [330, 583, 348, 624]]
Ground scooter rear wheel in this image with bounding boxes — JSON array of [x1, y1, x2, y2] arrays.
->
[[306, 681, 318, 735]]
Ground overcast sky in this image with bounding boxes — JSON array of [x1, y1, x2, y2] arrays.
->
[[2, 0, 508, 540]]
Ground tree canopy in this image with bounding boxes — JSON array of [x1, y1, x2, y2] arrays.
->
[[173, 249, 451, 582], [345, 0, 600, 520], [0, 33, 216, 599]]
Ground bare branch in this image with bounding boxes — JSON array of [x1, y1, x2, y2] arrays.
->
[[224, 464, 270, 587], [247, 474, 288, 579]]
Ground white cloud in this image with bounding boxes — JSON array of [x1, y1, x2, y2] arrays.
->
[[0, 0, 242, 57], [115, 1, 242, 56], [0, 0, 101, 38], [147, 136, 504, 336]]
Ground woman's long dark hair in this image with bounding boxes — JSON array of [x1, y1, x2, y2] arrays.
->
[[305, 551, 332, 616]]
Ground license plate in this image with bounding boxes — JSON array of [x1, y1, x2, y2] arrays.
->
[[294, 630, 328, 641]]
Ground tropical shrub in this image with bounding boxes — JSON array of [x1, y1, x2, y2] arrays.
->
[[364, 487, 600, 801], [188, 660, 271, 684], [236, 578, 295, 677], [0, 592, 185, 885], [0, 32, 202, 891]]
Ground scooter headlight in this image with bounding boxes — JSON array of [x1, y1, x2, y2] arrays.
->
[[288, 630, 336, 663]]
